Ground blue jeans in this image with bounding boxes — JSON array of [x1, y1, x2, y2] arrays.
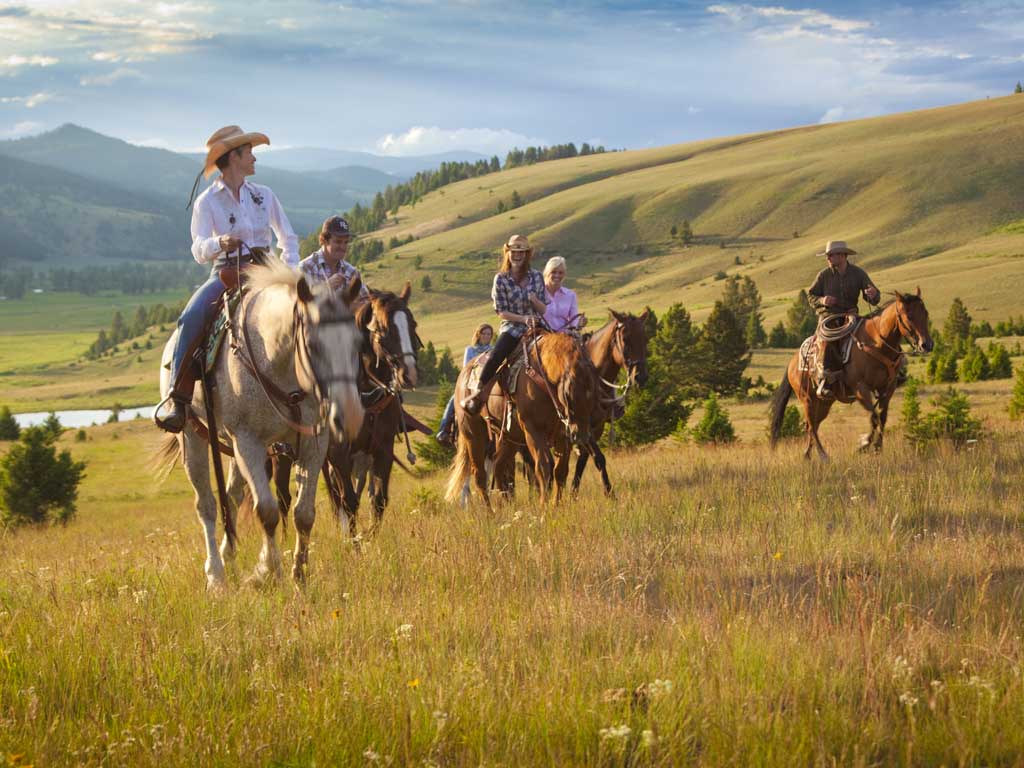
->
[[439, 395, 456, 433], [168, 270, 225, 397]]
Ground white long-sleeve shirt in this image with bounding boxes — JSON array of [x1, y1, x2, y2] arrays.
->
[[190, 179, 299, 267]]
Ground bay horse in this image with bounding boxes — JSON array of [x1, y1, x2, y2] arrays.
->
[[158, 262, 364, 588], [322, 283, 420, 537], [446, 330, 597, 508], [489, 311, 651, 498], [769, 289, 932, 460]]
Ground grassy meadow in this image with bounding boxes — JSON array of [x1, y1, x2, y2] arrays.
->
[[1, 375, 1023, 766]]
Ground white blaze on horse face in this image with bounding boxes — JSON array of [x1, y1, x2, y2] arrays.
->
[[319, 307, 364, 441], [393, 310, 418, 388]]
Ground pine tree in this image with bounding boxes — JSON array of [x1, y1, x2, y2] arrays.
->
[[944, 298, 972, 343], [510, 190, 522, 208], [987, 343, 1012, 379], [1016, 81, 1023, 94], [785, 290, 818, 342], [1009, 366, 1024, 420], [0, 406, 19, 441], [415, 380, 456, 470], [768, 321, 790, 348], [0, 426, 86, 527], [960, 344, 990, 382], [651, 304, 704, 396], [418, 341, 438, 385], [670, 224, 678, 239], [420, 274, 432, 292], [745, 311, 767, 349], [697, 302, 750, 395], [642, 306, 658, 340], [436, 347, 458, 383], [41, 412, 63, 441], [110, 311, 127, 344], [680, 219, 693, 245], [690, 393, 736, 444], [613, 365, 690, 447], [901, 377, 923, 443]]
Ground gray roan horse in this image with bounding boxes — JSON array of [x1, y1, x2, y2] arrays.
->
[[158, 261, 364, 588]]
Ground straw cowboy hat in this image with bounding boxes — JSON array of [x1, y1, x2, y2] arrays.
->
[[202, 125, 269, 179], [503, 234, 533, 254], [817, 240, 857, 257]]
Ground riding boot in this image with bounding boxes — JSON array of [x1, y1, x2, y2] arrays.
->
[[461, 377, 498, 415], [816, 370, 838, 398], [155, 362, 198, 433]]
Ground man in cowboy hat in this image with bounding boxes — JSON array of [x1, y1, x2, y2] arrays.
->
[[299, 215, 369, 303], [155, 125, 299, 433], [807, 239, 880, 397]]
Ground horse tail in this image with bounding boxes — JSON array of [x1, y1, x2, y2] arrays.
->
[[151, 434, 181, 483], [445, 430, 472, 504], [769, 370, 793, 449]]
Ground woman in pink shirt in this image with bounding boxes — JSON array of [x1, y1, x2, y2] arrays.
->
[[542, 256, 587, 332]]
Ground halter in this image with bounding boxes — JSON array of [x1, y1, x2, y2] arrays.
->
[[366, 309, 418, 392], [598, 322, 641, 404]]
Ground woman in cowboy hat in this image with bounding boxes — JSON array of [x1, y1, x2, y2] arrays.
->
[[155, 125, 299, 433], [807, 239, 880, 396], [461, 234, 548, 414]]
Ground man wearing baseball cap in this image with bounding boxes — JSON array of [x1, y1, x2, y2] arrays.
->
[[807, 240, 880, 397], [298, 215, 369, 301]]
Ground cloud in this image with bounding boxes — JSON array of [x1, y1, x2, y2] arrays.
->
[[79, 67, 145, 87], [0, 91, 54, 108], [267, 17, 300, 30], [687, 105, 703, 115], [154, 2, 212, 17], [2, 54, 58, 69], [818, 106, 845, 124], [375, 126, 547, 156], [1, 120, 43, 138], [707, 4, 872, 35]]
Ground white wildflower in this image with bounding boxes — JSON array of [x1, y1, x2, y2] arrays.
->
[[363, 747, 381, 762], [394, 624, 413, 640], [641, 729, 657, 748], [898, 691, 918, 707], [599, 723, 632, 742], [647, 679, 673, 698]]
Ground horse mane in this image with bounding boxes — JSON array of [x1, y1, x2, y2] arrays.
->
[[243, 259, 301, 294], [867, 292, 922, 318], [539, 332, 583, 381], [356, 289, 407, 331]]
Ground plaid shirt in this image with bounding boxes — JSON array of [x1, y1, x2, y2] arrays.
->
[[807, 263, 878, 317], [491, 269, 548, 338], [298, 248, 369, 298]]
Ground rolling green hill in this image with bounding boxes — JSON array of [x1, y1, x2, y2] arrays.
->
[[344, 95, 1024, 350]]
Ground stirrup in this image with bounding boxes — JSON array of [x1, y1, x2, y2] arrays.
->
[[154, 395, 189, 434]]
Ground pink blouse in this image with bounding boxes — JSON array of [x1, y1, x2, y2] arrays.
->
[[544, 286, 580, 331]]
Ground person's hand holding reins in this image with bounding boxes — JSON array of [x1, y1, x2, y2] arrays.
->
[[527, 291, 547, 315], [864, 285, 880, 303], [219, 235, 242, 253]]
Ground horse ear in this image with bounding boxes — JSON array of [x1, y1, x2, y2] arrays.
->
[[894, 290, 904, 302], [400, 281, 412, 303], [609, 308, 624, 322], [640, 308, 650, 322], [296, 276, 314, 304], [915, 285, 921, 298], [343, 275, 363, 305]]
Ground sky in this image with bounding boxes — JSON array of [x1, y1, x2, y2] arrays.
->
[[1, 0, 1022, 156]]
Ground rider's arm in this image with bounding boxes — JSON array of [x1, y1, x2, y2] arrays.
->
[[807, 270, 829, 312], [267, 190, 299, 267], [860, 269, 881, 305], [190, 195, 222, 264]]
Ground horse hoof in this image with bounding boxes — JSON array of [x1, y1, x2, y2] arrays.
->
[[206, 575, 227, 593]]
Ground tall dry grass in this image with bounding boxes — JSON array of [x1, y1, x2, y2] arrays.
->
[[1, 415, 1023, 765]]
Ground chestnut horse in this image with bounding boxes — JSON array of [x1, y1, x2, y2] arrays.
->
[[446, 331, 597, 508], [769, 289, 932, 460], [491, 311, 651, 498]]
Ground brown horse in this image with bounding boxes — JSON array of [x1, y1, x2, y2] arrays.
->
[[494, 311, 651, 498], [323, 283, 420, 536], [572, 310, 650, 495], [769, 289, 933, 460], [446, 331, 597, 508]]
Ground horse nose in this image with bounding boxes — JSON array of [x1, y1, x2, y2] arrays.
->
[[923, 339, 934, 353]]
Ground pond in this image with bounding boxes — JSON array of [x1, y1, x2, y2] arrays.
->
[[14, 407, 156, 429]]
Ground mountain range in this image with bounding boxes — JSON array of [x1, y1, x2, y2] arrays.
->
[[0, 124, 469, 265]]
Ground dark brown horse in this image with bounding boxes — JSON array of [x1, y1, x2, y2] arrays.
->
[[769, 289, 932, 460], [446, 331, 597, 508], [322, 284, 420, 536]]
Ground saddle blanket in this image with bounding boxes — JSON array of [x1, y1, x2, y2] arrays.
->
[[798, 327, 859, 375], [466, 347, 528, 396]]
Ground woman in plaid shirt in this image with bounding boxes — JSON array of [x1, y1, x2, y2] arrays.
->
[[461, 234, 548, 414]]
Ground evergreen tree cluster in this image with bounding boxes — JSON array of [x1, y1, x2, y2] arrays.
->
[[0, 406, 19, 441], [902, 380, 983, 449], [766, 289, 819, 348], [86, 302, 183, 359], [504, 142, 606, 168], [923, 298, 1016, 384], [416, 342, 458, 387]]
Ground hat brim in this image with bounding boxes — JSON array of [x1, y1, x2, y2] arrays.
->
[[819, 248, 856, 257], [203, 132, 270, 179]]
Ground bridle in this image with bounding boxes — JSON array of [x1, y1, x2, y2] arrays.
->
[[365, 305, 419, 394], [599, 322, 643, 401], [892, 301, 927, 353]]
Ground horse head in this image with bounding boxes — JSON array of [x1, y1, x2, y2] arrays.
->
[[541, 334, 596, 448], [295, 276, 364, 440], [361, 281, 420, 390], [609, 308, 650, 387], [893, 287, 933, 353]]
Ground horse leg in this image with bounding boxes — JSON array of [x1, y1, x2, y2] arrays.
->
[[368, 448, 393, 536], [571, 451, 589, 495], [220, 458, 246, 566], [553, 442, 571, 504], [522, 426, 553, 504], [592, 442, 613, 497], [273, 455, 293, 530], [809, 398, 833, 461], [233, 432, 282, 585], [181, 430, 226, 589], [873, 390, 895, 452], [853, 385, 877, 452], [290, 435, 328, 584]]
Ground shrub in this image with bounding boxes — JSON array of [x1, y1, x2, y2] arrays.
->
[[907, 387, 983, 449], [0, 426, 86, 527], [690, 393, 736, 444], [777, 405, 803, 439], [1010, 367, 1024, 420], [960, 345, 990, 382], [613, 370, 691, 447], [75, 429, 87, 442], [0, 406, 19, 441]]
